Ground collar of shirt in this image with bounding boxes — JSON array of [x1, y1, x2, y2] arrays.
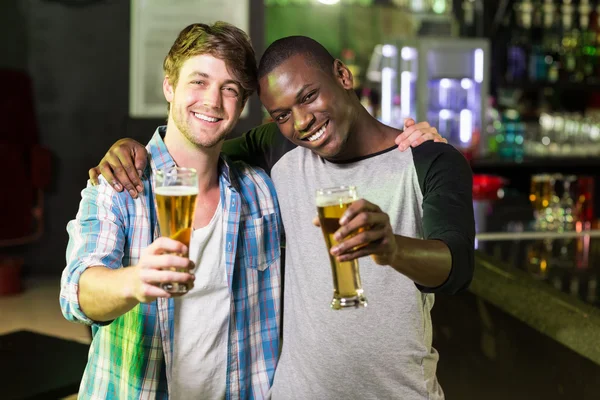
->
[[146, 126, 234, 189]]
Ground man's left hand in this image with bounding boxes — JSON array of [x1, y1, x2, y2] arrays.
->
[[329, 199, 398, 266]]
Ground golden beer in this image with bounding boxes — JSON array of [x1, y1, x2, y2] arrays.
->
[[316, 186, 367, 310], [154, 168, 198, 294]]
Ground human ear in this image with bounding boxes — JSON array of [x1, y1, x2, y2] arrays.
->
[[333, 59, 354, 90], [163, 76, 174, 102]]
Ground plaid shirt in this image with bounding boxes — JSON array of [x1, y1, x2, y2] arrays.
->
[[60, 128, 282, 399]]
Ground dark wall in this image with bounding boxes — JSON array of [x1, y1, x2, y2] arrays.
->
[[2, 0, 264, 276]]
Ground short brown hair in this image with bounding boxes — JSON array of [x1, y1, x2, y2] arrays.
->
[[163, 22, 257, 101]]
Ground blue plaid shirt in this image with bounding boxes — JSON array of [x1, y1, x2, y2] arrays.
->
[[60, 127, 283, 399]]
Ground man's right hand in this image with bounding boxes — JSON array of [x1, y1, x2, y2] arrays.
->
[[89, 138, 149, 199], [128, 237, 196, 303]]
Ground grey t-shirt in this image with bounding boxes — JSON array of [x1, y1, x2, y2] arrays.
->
[[223, 123, 475, 399]]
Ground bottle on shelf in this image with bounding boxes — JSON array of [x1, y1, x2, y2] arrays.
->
[[529, 0, 547, 81], [542, 0, 561, 83], [506, 0, 533, 83], [559, 0, 580, 82], [578, 0, 596, 81], [461, 0, 476, 37], [499, 109, 525, 162]]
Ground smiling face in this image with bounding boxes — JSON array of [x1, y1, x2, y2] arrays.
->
[[258, 54, 357, 160], [164, 54, 245, 148]]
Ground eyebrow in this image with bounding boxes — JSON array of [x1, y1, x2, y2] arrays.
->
[[188, 71, 242, 89], [268, 83, 312, 115]]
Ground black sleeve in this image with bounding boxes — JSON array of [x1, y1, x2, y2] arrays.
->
[[411, 142, 475, 295], [222, 122, 296, 174]]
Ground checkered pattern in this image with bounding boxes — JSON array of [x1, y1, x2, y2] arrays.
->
[[60, 127, 282, 399]]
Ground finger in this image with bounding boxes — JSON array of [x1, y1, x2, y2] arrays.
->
[[109, 161, 141, 200], [396, 123, 432, 149], [399, 129, 433, 150], [313, 216, 321, 227], [339, 199, 380, 226], [138, 283, 172, 302], [115, 147, 144, 194], [411, 121, 431, 130], [434, 137, 448, 143], [395, 125, 414, 145], [335, 212, 389, 241], [410, 132, 440, 147], [331, 229, 386, 255], [98, 159, 123, 192], [403, 118, 415, 129], [140, 254, 194, 272], [133, 148, 149, 181], [336, 242, 385, 262], [89, 167, 101, 186], [329, 229, 387, 256], [145, 237, 189, 257], [140, 268, 196, 284]]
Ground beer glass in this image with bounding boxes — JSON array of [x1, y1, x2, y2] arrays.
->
[[316, 186, 368, 310], [154, 167, 198, 294]]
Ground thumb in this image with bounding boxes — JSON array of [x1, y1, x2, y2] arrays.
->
[[403, 118, 415, 129], [312, 216, 321, 227]]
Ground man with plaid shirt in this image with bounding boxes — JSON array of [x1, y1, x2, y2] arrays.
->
[[60, 22, 282, 399]]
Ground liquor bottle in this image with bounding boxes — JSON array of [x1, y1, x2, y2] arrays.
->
[[506, 0, 533, 83], [592, 3, 600, 81], [542, 0, 560, 82], [461, 0, 476, 37], [529, 0, 547, 81], [560, 0, 579, 82], [577, 0, 596, 81]]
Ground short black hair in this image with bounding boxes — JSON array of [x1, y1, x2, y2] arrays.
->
[[257, 36, 335, 91]]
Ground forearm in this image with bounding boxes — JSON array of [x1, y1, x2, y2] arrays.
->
[[389, 235, 452, 288], [78, 266, 139, 322]]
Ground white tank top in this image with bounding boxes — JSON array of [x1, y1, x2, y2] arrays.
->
[[170, 202, 229, 400]]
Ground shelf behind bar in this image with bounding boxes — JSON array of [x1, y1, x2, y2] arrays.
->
[[476, 229, 600, 242], [471, 156, 600, 171]]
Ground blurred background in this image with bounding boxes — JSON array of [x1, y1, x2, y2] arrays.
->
[[1, 0, 600, 399]]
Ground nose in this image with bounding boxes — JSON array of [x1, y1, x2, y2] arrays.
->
[[293, 108, 315, 133], [202, 84, 223, 110]]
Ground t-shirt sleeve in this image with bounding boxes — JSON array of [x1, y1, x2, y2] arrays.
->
[[222, 122, 296, 174], [411, 142, 475, 294]]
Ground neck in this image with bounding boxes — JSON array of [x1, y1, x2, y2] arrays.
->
[[331, 100, 398, 161], [163, 123, 222, 194]]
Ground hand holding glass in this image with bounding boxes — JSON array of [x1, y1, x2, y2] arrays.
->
[[316, 186, 368, 310], [154, 167, 198, 294]]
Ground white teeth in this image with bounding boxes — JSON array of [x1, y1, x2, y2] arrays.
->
[[307, 124, 327, 142], [194, 113, 219, 123]]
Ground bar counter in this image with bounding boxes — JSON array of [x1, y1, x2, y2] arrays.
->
[[471, 251, 600, 365], [432, 249, 600, 399]]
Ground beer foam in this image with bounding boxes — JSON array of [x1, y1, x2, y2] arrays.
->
[[315, 195, 355, 207], [154, 186, 198, 196]]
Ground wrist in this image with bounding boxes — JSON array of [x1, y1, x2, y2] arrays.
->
[[389, 235, 408, 268], [121, 266, 141, 303]]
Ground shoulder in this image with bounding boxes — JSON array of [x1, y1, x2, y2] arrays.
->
[[410, 142, 471, 173], [78, 176, 141, 219], [410, 141, 466, 161], [410, 142, 472, 193], [222, 156, 278, 197]]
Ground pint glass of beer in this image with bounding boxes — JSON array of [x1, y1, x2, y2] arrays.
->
[[154, 167, 198, 294], [316, 186, 368, 310]]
